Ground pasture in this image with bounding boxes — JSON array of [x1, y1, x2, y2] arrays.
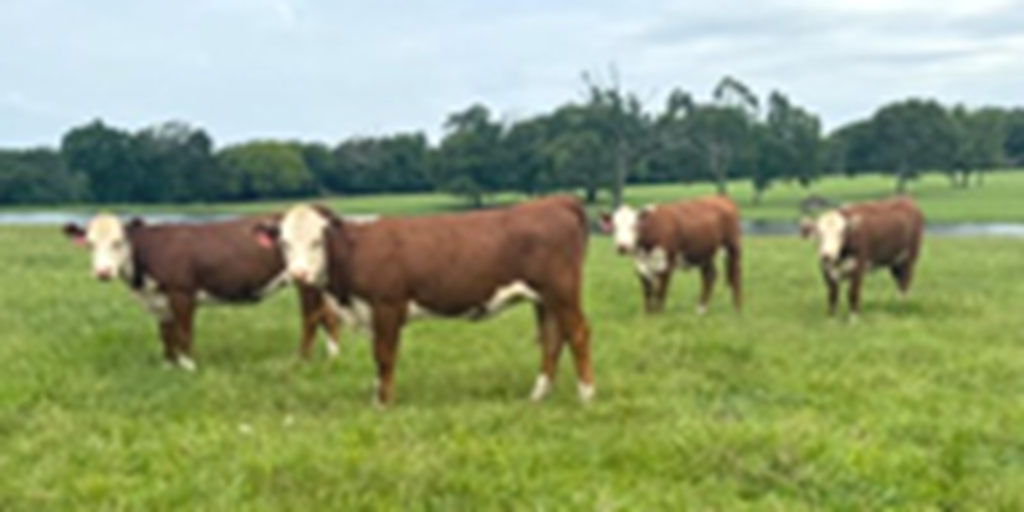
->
[[1, 225, 1023, 510]]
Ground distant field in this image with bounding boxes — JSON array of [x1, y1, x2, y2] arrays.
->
[[1, 227, 1023, 509], [7, 170, 1024, 223]]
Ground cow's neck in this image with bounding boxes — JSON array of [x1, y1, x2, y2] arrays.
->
[[324, 222, 359, 303], [122, 232, 145, 291]]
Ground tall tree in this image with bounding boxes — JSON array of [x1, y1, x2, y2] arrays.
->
[[61, 120, 143, 203], [948, 106, 1006, 188], [216, 141, 316, 200], [581, 70, 653, 206], [871, 99, 958, 192], [753, 91, 823, 202], [134, 121, 219, 202], [432, 104, 504, 207]]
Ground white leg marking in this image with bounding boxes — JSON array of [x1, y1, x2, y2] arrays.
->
[[177, 355, 197, 372], [696, 304, 708, 316], [325, 337, 340, 358], [372, 378, 385, 408], [577, 381, 596, 403], [530, 374, 552, 402]]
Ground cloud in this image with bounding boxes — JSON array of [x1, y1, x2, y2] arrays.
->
[[1, 0, 1022, 146]]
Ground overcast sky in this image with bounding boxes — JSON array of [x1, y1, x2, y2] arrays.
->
[[3, 0, 1023, 147]]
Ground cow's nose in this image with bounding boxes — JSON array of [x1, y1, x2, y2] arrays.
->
[[617, 245, 629, 255], [290, 269, 309, 283], [94, 268, 114, 281]]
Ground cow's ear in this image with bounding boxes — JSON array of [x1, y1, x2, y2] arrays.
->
[[799, 217, 817, 239], [63, 223, 88, 246], [252, 224, 280, 249], [597, 212, 613, 233], [125, 217, 145, 233]]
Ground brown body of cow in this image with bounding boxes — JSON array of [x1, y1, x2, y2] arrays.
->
[[801, 196, 924, 317], [257, 195, 594, 405], [605, 196, 742, 314], [64, 215, 340, 369]]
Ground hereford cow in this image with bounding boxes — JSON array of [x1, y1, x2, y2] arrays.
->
[[800, 196, 924, 318], [252, 196, 594, 406], [63, 213, 341, 370], [600, 196, 742, 315]]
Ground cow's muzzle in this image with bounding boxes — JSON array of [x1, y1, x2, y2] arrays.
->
[[289, 269, 310, 283], [93, 268, 115, 281]]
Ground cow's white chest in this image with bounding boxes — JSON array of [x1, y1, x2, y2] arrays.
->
[[825, 258, 859, 281], [134, 276, 171, 319], [326, 294, 373, 331], [255, 271, 290, 299], [633, 247, 669, 280]]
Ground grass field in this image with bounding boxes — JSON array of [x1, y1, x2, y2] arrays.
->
[[9, 171, 1024, 223], [1, 226, 1023, 510]]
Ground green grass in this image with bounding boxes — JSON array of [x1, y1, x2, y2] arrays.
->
[[2, 227, 1024, 510], [7, 170, 1024, 223]]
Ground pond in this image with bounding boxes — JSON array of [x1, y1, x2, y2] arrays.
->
[[2, 212, 1023, 238]]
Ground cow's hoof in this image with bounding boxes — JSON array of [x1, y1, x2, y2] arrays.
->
[[577, 381, 596, 403], [696, 305, 708, 316], [529, 374, 551, 402], [325, 338, 340, 358], [177, 356, 197, 372]]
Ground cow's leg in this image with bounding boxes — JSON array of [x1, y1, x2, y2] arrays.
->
[[724, 241, 742, 312], [822, 270, 839, 316], [297, 286, 340, 359], [167, 293, 197, 371], [637, 273, 656, 314], [530, 303, 564, 402], [649, 270, 672, 313], [697, 262, 717, 315], [319, 306, 342, 358], [554, 302, 594, 403], [890, 262, 916, 299], [370, 305, 404, 406], [847, 267, 864, 320], [158, 320, 179, 368]]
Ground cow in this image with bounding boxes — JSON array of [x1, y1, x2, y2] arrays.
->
[[252, 196, 594, 406], [800, 196, 924, 318], [600, 195, 742, 315], [63, 213, 341, 370]]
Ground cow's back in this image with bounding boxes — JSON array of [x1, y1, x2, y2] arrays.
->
[[344, 196, 587, 312], [844, 197, 923, 264], [646, 196, 739, 259], [132, 216, 285, 299]]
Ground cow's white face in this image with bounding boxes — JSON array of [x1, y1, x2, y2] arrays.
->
[[278, 205, 330, 286], [814, 210, 848, 262], [84, 214, 132, 281], [609, 206, 641, 254]]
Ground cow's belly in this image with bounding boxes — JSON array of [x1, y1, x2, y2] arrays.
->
[[409, 281, 540, 321]]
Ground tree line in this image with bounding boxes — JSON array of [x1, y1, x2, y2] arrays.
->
[[2, 76, 1023, 206]]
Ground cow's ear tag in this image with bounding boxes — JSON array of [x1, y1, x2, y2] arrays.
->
[[256, 232, 275, 249]]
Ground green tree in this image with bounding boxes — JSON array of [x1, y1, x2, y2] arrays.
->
[[948, 106, 1006, 188], [871, 99, 958, 193], [134, 121, 220, 202], [752, 91, 823, 203], [61, 120, 143, 203], [0, 148, 89, 204], [216, 141, 316, 200], [432, 104, 504, 207]]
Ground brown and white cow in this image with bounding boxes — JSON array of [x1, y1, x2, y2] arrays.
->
[[600, 195, 742, 315], [800, 196, 924, 318], [253, 196, 594, 405], [63, 213, 340, 370]]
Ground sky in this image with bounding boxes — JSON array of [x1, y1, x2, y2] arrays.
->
[[2, 0, 1023, 147]]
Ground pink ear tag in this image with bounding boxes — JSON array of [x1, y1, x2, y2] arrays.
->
[[256, 232, 275, 249]]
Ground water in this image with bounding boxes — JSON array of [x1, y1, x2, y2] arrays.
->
[[2, 212, 1023, 237]]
